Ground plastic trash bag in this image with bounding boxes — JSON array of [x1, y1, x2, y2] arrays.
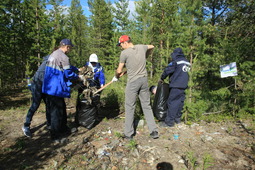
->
[[75, 91, 100, 129], [152, 82, 169, 121]]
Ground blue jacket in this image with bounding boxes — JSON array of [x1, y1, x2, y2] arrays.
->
[[42, 49, 78, 98], [84, 62, 105, 88], [161, 48, 191, 89]]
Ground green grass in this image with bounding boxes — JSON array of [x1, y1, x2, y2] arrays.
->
[[202, 153, 214, 169], [14, 139, 26, 150], [114, 131, 123, 138], [126, 139, 137, 151]]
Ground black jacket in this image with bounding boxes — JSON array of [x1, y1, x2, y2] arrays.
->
[[32, 55, 49, 84], [161, 48, 191, 89]]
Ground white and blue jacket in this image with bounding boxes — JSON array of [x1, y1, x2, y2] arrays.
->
[[42, 49, 78, 98], [84, 62, 105, 88]]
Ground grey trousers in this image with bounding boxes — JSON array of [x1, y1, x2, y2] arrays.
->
[[124, 76, 158, 137]]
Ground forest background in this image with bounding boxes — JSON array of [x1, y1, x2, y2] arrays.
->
[[0, 0, 254, 122]]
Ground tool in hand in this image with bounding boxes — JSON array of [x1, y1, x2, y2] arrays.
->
[[93, 71, 127, 95]]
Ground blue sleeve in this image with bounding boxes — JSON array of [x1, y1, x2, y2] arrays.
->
[[161, 62, 176, 80], [70, 65, 78, 72], [64, 68, 78, 81], [99, 67, 105, 85], [84, 62, 89, 67]]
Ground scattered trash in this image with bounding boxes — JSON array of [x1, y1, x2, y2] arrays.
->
[[202, 135, 213, 141], [173, 134, 179, 140], [178, 159, 185, 163], [191, 123, 200, 128], [83, 137, 89, 144], [212, 132, 221, 135], [97, 149, 110, 158], [137, 120, 145, 127]]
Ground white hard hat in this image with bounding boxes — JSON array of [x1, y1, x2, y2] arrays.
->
[[89, 53, 98, 62]]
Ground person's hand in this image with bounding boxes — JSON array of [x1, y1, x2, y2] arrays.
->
[[158, 79, 164, 84], [101, 84, 104, 88], [78, 75, 85, 81], [78, 66, 85, 72], [112, 76, 118, 82]]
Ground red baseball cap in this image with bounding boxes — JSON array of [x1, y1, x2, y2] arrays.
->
[[117, 35, 130, 46]]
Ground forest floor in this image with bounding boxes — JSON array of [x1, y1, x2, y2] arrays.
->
[[0, 87, 255, 170]]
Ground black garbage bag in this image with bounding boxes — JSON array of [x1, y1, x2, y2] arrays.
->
[[75, 91, 100, 129], [152, 82, 169, 121]]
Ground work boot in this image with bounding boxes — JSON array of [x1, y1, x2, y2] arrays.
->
[[150, 131, 159, 139], [22, 126, 32, 138]]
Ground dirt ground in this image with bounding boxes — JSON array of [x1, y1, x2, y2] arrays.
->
[[0, 88, 255, 170]]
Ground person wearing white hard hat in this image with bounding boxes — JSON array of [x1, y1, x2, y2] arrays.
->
[[84, 53, 105, 89]]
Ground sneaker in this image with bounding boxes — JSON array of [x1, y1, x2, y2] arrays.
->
[[159, 121, 174, 128], [122, 134, 133, 141], [60, 137, 69, 144], [150, 131, 159, 139], [71, 127, 78, 133], [22, 126, 32, 138], [52, 139, 60, 144], [52, 137, 69, 144], [47, 125, 51, 130], [175, 118, 181, 124]]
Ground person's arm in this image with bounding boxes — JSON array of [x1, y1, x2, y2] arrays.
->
[[99, 67, 105, 86], [146, 45, 154, 57], [116, 63, 125, 78], [147, 45, 154, 50], [84, 61, 89, 67], [70, 65, 78, 72], [160, 62, 176, 80], [62, 58, 78, 80]]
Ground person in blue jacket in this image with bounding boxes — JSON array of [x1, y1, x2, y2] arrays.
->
[[159, 47, 191, 127], [22, 55, 51, 138], [42, 39, 81, 142], [84, 53, 105, 89]]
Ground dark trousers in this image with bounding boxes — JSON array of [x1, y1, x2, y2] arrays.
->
[[47, 95, 68, 140], [24, 82, 50, 127], [165, 88, 185, 126]]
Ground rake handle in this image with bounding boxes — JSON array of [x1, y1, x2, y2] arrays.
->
[[93, 71, 126, 95]]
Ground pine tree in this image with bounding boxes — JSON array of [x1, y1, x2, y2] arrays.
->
[[67, 0, 89, 67], [47, 0, 66, 49], [0, 0, 23, 88], [149, 0, 179, 75], [88, 0, 114, 69], [133, 0, 155, 78], [113, 0, 131, 33], [217, 0, 255, 115]]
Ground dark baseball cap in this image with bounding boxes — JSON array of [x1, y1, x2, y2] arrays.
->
[[60, 39, 74, 47]]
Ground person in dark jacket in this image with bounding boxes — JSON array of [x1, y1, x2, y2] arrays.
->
[[22, 55, 51, 138], [159, 48, 191, 127]]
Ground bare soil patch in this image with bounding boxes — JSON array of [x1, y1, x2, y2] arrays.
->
[[0, 89, 254, 170]]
